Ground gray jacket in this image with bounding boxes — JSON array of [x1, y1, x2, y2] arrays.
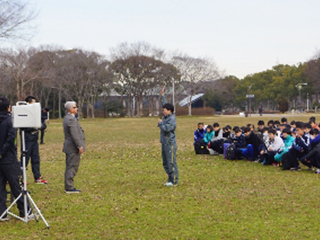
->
[[63, 113, 86, 154], [158, 96, 176, 144]]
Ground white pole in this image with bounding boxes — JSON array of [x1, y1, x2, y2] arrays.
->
[[307, 93, 309, 112], [172, 78, 175, 106]]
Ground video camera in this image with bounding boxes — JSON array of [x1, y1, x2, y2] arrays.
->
[[12, 101, 41, 128]]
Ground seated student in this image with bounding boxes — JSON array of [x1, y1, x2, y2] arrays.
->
[[261, 127, 269, 147], [300, 129, 320, 173], [281, 117, 291, 128], [223, 125, 232, 139], [287, 121, 310, 171], [309, 128, 320, 148], [260, 128, 285, 165], [208, 122, 224, 154], [309, 118, 320, 131], [243, 127, 264, 161], [274, 128, 295, 163], [267, 120, 274, 128], [290, 121, 296, 133], [274, 120, 281, 131], [304, 123, 311, 146], [194, 122, 206, 143], [203, 125, 214, 145], [232, 127, 247, 159], [257, 120, 265, 134]]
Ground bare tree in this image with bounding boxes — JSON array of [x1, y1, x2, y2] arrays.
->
[[306, 50, 320, 104], [171, 54, 220, 115], [0, 47, 42, 101], [0, 0, 37, 41]]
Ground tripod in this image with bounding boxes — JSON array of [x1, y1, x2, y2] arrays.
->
[[0, 130, 49, 228]]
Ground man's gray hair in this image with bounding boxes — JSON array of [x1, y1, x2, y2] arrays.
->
[[65, 101, 76, 111]]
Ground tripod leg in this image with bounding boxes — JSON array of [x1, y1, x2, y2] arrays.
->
[[0, 192, 28, 222], [27, 193, 50, 228]]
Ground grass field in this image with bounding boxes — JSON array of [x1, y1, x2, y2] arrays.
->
[[1, 114, 320, 239]]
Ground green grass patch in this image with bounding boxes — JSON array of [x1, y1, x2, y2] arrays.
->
[[1, 115, 320, 239]]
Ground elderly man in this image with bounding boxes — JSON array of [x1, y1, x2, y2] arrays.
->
[[63, 101, 86, 194]]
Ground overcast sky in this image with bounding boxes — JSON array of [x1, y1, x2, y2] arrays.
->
[[10, 0, 320, 78]]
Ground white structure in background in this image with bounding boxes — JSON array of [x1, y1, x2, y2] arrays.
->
[[179, 93, 204, 107]]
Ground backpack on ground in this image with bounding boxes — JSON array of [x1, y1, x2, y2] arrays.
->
[[226, 143, 237, 160], [194, 139, 209, 154], [281, 152, 291, 170]]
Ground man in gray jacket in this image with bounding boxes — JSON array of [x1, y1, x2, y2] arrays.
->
[[158, 86, 178, 187], [63, 101, 86, 193]]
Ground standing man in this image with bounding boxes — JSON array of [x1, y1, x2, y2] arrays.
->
[[22, 96, 47, 184], [0, 97, 31, 220], [40, 107, 49, 144], [63, 101, 86, 193], [158, 86, 178, 187]]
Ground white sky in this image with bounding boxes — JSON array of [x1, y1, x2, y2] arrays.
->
[[9, 0, 320, 78]]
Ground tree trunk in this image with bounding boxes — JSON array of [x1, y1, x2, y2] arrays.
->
[[52, 89, 56, 119], [58, 88, 62, 119], [188, 95, 192, 116]]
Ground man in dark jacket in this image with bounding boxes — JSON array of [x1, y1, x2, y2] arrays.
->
[[0, 97, 31, 221], [21, 96, 47, 184]]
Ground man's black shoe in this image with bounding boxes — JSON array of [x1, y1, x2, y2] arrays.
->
[[65, 189, 81, 194]]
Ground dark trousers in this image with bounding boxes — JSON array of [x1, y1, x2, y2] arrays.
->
[[65, 152, 81, 190], [0, 162, 29, 217], [288, 148, 306, 168], [301, 152, 320, 168], [21, 141, 41, 180], [40, 129, 45, 144], [162, 142, 178, 184], [260, 151, 277, 164], [210, 140, 223, 154]]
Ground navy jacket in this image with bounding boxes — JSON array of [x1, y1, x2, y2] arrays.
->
[[234, 134, 247, 148], [0, 112, 17, 164]]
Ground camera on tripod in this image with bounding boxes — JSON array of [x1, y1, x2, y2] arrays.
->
[[12, 101, 41, 128]]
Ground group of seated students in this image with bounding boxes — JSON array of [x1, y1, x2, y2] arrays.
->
[[194, 116, 320, 173]]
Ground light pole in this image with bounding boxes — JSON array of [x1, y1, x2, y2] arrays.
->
[[295, 83, 308, 110], [295, 83, 308, 97]]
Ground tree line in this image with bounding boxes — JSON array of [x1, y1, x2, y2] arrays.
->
[[0, 43, 220, 118], [203, 53, 320, 113]]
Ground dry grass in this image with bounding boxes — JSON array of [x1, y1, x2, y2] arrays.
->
[[1, 114, 320, 239]]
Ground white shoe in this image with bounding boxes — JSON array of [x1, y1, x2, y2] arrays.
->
[[27, 213, 36, 221], [0, 216, 10, 222], [164, 182, 174, 187], [208, 149, 219, 155]]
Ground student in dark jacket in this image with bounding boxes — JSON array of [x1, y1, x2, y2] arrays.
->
[[243, 127, 264, 161], [300, 129, 320, 171], [232, 127, 247, 159], [288, 121, 309, 171], [0, 97, 31, 220]]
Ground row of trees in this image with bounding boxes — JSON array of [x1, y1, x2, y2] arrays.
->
[[1, 43, 320, 117], [0, 43, 220, 117], [203, 54, 320, 113]]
